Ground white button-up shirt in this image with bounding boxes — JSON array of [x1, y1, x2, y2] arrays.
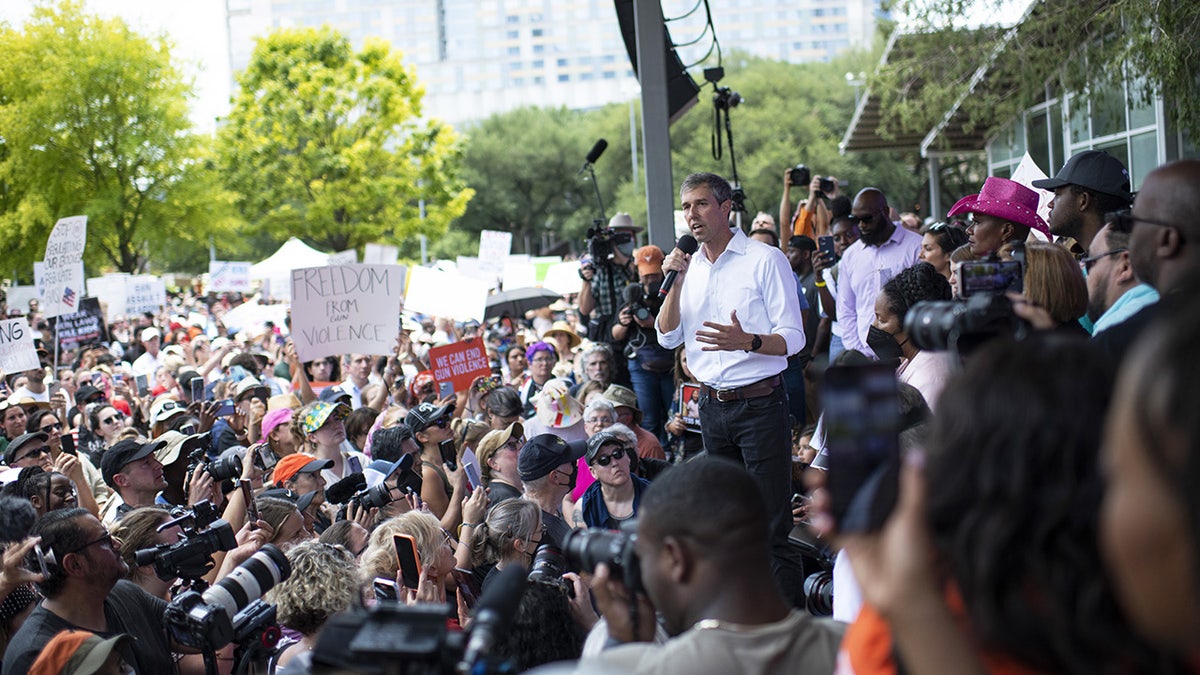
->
[[657, 228, 805, 389]]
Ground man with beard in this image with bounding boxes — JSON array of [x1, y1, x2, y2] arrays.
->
[[1033, 150, 1132, 255], [835, 188, 922, 357], [4, 509, 176, 674], [1084, 223, 1158, 344], [1093, 159, 1200, 361], [99, 438, 172, 524]]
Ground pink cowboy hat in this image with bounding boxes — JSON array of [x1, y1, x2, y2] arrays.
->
[[947, 177, 1049, 236]]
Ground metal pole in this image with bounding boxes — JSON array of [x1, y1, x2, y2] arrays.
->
[[633, 0, 675, 250]]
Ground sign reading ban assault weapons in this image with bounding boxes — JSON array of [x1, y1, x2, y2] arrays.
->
[[290, 264, 403, 362]]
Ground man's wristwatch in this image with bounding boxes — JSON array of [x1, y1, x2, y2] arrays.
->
[[747, 334, 763, 352]]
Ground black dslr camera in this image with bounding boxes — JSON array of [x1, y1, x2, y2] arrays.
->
[[527, 544, 574, 598], [905, 248, 1029, 355], [134, 501, 237, 582], [789, 165, 836, 195], [563, 526, 641, 595]]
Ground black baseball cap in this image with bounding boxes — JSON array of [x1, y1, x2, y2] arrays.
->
[[788, 235, 817, 251], [405, 401, 455, 433], [586, 430, 629, 463], [518, 434, 585, 481], [260, 487, 316, 512], [1032, 150, 1133, 202], [4, 432, 48, 465], [101, 438, 168, 488]]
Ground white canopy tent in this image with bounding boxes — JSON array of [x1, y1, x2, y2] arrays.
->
[[250, 237, 331, 300]]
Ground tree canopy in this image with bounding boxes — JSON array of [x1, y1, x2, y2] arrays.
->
[[217, 27, 473, 254], [0, 0, 235, 275]]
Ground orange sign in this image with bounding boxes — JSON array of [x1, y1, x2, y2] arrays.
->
[[428, 339, 492, 394]]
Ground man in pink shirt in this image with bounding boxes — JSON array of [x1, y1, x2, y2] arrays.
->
[[836, 188, 923, 357]]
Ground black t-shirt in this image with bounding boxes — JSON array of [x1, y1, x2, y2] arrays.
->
[[541, 510, 572, 550], [4, 580, 175, 674], [485, 480, 523, 510]]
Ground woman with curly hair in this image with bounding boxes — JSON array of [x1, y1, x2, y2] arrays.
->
[[868, 262, 955, 410], [360, 511, 457, 600], [266, 541, 358, 669]]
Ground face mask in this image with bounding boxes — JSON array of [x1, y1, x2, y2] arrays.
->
[[645, 280, 663, 298], [867, 325, 904, 362], [616, 239, 636, 258]]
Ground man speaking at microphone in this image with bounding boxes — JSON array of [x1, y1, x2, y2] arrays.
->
[[656, 172, 805, 602]]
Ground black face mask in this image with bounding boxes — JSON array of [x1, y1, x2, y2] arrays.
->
[[867, 325, 905, 362]]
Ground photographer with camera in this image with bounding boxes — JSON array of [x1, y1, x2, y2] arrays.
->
[[611, 247, 676, 441], [580, 214, 641, 352], [5, 508, 176, 673], [99, 437, 214, 525], [780, 166, 840, 241], [577, 456, 843, 673]]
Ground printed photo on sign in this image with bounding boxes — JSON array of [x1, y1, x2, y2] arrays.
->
[[680, 383, 701, 432]]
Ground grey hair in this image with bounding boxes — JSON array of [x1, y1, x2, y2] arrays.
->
[[680, 172, 732, 205], [584, 399, 616, 420], [603, 422, 637, 447]]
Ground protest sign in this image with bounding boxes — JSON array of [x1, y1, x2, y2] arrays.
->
[[48, 297, 108, 350], [479, 230, 512, 260], [4, 286, 41, 315], [542, 261, 583, 297], [41, 216, 88, 318], [502, 261, 537, 290], [363, 243, 399, 265], [428, 339, 492, 394], [87, 275, 128, 321], [208, 261, 253, 293], [1011, 153, 1054, 242], [289, 264, 403, 361], [125, 275, 166, 315], [680, 383, 702, 432], [0, 318, 40, 373], [328, 250, 358, 266], [404, 266, 489, 322]]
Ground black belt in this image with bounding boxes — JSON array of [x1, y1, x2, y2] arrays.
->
[[700, 374, 782, 403]]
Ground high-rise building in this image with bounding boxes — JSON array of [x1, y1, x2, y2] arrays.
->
[[226, 0, 882, 126]]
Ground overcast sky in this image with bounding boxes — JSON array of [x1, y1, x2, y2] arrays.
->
[[0, 0, 232, 134]]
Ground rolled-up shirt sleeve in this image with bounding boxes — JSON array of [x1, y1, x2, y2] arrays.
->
[[657, 316, 685, 350], [762, 250, 805, 356]]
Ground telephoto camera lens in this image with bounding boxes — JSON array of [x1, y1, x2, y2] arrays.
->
[[202, 544, 291, 620], [562, 528, 641, 594], [206, 453, 244, 482]]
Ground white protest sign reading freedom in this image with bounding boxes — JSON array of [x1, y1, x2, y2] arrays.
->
[[290, 264, 403, 361], [208, 261, 253, 293], [41, 216, 88, 318], [0, 318, 40, 373], [404, 266, 490, 322]]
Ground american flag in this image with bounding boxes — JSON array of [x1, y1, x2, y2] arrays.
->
[[62, 286, 76, 308]]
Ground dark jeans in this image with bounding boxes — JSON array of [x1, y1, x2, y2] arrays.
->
[[782, 356, 808, 428], [698, 384, 804, 605], [628, 357, 674, 441]]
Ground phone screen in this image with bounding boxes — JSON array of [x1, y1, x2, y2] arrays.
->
[[438, 439, 458, 471], [372, 577, 399, 602], [240, 480, 260, 526], [60, 434, 77, 457], [135, 374, 150, 396], [823, 363, 902, 533], [393, 534, 422, 589], [818, 235, 836, 261], [957, 260, 1024, 298], [189, 378, 205, 402], [215, 399, 236, 417], [463, 461, 481, 491]]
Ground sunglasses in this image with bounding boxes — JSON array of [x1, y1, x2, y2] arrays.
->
[[430, 416, 450, 429], [13, 445, 49, 464], [40, 422, 63, 432], [1106, 209, 1177, 234], [1080, 247, 1128, 272], [66, 531, 116, 556], [101, 414, 124, 425], [593, 447, 631, 467]]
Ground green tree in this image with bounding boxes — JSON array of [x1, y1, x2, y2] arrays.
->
[[454, 106, 608, 256], [877, 0, 1200, 141], [0, 0, 234, 275], [218, 27, 473, 255]]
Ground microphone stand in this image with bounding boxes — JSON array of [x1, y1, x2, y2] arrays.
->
[[584, 163, 607, 224]]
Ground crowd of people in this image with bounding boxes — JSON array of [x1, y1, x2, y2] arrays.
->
[[0, 153, 1195, 674]]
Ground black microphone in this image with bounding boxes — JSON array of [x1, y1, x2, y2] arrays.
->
[[324, 472, 366, 505], [0, 496, 36, 543], [578, 138, 608, 175], [458, 564, 528, 672], [658, 234, 699, 298]]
